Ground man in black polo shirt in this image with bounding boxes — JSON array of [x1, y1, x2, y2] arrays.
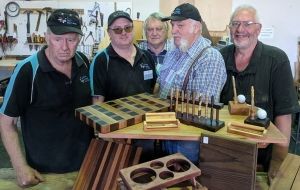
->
[[90, 10, 157, 103], [90, 11, 157, 162], [0, 9, 94, 187], [220, 5, 300, 182]]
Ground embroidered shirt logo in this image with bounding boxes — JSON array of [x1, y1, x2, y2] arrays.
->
[[80, 76, 89, 83], [140, 62, 151, 70]]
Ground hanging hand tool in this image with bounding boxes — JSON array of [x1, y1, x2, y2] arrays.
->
[[0, 34, 4, 54], [81, 21, 87, 32], [95, 11, 98, 42], [3, 11, 8, 38], [2, 11, 8, 54], [5, 1, 20, 17], [42, 7, 52, 22], [24, 10, 33, 51], [32, 33, 38, 51], [13, 23, 18, 38], [0, 19, 4, 30], [98, 12, 104, 42], [35, 10, 44, 32], [12, 23, 18, 45], [85, 31, 95, 43]]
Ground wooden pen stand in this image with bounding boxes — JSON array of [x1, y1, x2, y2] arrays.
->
[[177, 112, 225, 132], [143, 112, 180, 131], [228, 101, 250, 115], [227, 122, 267, 139]]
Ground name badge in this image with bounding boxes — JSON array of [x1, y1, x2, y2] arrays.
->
[[144, 70, 153, 80]]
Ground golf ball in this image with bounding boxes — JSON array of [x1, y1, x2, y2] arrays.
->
[[257, 109, 267, 120], [237, 94, 246, 104]]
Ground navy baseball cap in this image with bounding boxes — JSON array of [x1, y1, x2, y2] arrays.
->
[[47, 9, 83, 35], [108, 10, 133, 27], [162, 3, 202, 22]]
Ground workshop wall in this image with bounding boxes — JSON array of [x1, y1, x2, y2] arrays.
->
[[0, 0, 143, 60], [1, 0, 299, 77]]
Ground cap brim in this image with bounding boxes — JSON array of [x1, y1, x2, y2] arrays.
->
[[161, 16, 187, 22], [49, 26, 83, 35]]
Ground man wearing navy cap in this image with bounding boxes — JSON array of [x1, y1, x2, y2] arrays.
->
[[156, 3, 227, 164], [0, 9, 93, 187]]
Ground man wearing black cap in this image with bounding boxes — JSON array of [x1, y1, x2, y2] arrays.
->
[[156, 3, 227, 164], [0, 9, 93, 187], [90, 10, 157, 162], [90, 10, 156, 102]]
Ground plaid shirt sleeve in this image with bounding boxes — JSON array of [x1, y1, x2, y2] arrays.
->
[[188, 48, 227, 102]]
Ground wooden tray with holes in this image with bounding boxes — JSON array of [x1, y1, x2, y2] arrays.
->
[[119, 153, 201, 190], [143, 112, 180, 131], [227, 122, 267, 138]]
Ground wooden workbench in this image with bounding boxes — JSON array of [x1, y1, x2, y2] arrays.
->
[[97, 106, 287, 147]]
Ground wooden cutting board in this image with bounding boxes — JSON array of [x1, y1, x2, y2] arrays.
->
[[75, 93, 169, 133]]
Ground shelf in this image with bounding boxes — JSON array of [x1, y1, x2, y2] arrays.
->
[[20, 8, 84, 15]]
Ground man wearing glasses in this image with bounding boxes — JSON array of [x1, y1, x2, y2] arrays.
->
[[90, 10, 157, 103], [220, 5, 299, 182], [0, 9, 94, 187]]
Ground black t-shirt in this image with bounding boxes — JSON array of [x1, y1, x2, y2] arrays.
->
[[0, 48, 94, 172], [220, 41, 300, 121], [91, 44, 157, 101]]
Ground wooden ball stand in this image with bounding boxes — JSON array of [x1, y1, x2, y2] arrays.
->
[[228, 76, 250, 115], [244, 110, 270, 128], [244, 86, 270, 128], [228, 100, 250, 116]]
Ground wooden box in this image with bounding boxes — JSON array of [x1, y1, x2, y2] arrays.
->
[[199, 133, 257, 190]]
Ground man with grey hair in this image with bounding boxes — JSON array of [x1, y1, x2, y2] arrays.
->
[[0, 9, 93, 187], [138, 12, 171, 75], [220, 5, 299, 181], [156, 3, 227, 164]]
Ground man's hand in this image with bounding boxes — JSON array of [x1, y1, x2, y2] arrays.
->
[[15, 165, 44, 188], [267, 115, 291, 184], [267, 144, 288, 185], [267, 158, 283, 184]]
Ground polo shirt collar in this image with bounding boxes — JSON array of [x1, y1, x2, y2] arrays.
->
[[37, 46, 83, 72], [108, 43, 144, 61], [227, 41, 263, 75], [146, 42, 168, 56]]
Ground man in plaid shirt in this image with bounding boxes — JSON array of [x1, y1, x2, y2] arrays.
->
[[156, 3, 226, 164]]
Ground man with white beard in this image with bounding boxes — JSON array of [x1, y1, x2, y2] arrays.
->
[[155, 3, 227, 164]]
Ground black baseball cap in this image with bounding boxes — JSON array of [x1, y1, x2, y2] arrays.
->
[[47, 9, 83, 35], [108, 10, 133, 27], [162, 3, 202, 22]]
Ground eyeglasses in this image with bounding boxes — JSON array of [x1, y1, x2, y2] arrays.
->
[[229, 21, 261, 29], [109, 25, 133, 34]]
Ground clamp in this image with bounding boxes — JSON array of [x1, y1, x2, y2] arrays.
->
[[85, 31, 95, 43]]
